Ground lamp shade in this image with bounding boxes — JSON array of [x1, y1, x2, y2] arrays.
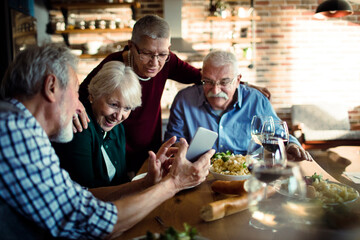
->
[[315, 0, 353, 18]]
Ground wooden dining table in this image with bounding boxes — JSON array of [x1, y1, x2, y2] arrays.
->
[[116, 156, 360, 240]]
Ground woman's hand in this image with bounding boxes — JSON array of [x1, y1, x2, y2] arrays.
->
[[145, 136, 178, 186], [144, 151, 162, 186], [72, 101, 90, 133], [156, 136, 178, 164]]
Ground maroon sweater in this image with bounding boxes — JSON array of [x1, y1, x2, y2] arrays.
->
[[80, 46, 202, 172]]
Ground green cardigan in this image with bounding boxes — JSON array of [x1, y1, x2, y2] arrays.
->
[[53, 101, 128, 188]]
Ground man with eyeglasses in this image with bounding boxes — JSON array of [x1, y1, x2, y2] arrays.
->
[[164, 50, 313, 162], [76, 15, 272, 175]]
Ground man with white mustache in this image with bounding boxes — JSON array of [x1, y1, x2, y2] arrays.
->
[[207, 91, 229, 100], [164, 50, 313, 161]]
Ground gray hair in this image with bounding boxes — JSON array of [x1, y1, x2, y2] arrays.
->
[[88, 61, 142, 109], [131, 15, 171, 44], [1, 43, 77, 99], [202, 50, 239, 76]]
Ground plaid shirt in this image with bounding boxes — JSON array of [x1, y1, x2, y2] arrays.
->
[[0, 99, 117, 239]]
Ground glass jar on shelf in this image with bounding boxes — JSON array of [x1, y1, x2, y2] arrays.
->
[[95, 19, 106, 29], [87, 20, 96, 30], [75, 20, 86, 30], [67, 14, 76, 30]]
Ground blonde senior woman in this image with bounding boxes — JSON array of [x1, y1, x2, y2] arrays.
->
[[54, 61, 142, 188]]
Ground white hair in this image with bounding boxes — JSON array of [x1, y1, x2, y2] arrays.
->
[[88, 61, 142, 109], [202, 50, 239, 76]]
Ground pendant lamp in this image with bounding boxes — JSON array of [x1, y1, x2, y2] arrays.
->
[[315, 0, 353, 18]]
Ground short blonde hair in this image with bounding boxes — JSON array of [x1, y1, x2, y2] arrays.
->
[[88, 61, 141, 109]]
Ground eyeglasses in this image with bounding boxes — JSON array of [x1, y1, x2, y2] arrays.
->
[[132, 42, 170, 63], [201, 76, 237, 88]]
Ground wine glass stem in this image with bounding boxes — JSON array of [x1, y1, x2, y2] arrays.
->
[[263, 185, 268, 199]]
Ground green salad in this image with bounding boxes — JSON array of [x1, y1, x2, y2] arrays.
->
[[144, 224, 198, 240], [211, 150, 232, 163]]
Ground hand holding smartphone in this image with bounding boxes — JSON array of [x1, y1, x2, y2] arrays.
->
[[186, 127, 218, 162]]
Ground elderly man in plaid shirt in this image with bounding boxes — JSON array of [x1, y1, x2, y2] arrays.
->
[[0, 43, 213, 239]]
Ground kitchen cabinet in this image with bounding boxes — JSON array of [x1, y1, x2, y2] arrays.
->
[[50, 2, 136, 10], [10, 8, 37, 59], [48, 1, 139, 59], [54, 28, 132, 34]]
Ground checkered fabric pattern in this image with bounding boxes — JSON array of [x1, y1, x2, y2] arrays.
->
[[0, 99, 117, 239]]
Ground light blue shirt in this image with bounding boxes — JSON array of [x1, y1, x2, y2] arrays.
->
[[164, 84, 300, 155]]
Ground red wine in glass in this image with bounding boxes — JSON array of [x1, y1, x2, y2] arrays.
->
[[254, 167, 283, 183]]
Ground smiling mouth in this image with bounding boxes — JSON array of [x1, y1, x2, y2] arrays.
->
[[104, 117, 117, 127]]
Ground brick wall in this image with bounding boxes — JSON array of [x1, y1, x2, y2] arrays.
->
[[180, 0, 360, 129], [59, 0, 360, 128], [349, 105, 360, 130], [253, 0, 360, 129]]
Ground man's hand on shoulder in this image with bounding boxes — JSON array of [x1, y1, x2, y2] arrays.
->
[[73, 101, 90, 133]]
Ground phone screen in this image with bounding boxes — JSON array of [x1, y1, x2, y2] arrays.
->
[[186, 127, 218, 162]]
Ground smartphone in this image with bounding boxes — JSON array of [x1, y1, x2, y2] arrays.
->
[[186, 127, 218, 162]]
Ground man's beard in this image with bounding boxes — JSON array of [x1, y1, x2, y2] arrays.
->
[[51, 111, 74, 143]]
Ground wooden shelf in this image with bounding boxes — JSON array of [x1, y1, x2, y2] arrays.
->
[[51, 2, 134, 10], [55, 27, 132, 34], [206, 16, 261, 21], [78, 54, 109, 59], [223, 0, 254, 2], [50, 2, 135, 56]]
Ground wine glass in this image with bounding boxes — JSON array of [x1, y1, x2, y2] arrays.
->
[[261, 119, 275, 139], [247, 161, 307, 231], [251, 115, 274, 140], [245, 135, 263, 173], [273, 120, 290, 146], [247, 115, 275, 173], [246, 136, 287, 198], [247, 136, 287, 230], [261, 136, 287, 168]]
